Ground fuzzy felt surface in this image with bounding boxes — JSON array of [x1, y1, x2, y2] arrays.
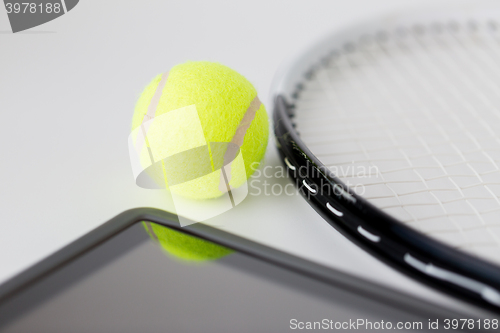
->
[[131, 61, 269, 199], [143, 222, 233, 262]]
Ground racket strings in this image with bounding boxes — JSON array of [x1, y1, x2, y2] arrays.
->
[[293, 22, 500, 263], [410, 27, 500, 251]]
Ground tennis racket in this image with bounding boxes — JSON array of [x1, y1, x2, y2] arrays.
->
[[272, 6, 500, 313]]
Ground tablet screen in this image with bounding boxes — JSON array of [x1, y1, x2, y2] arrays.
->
[[0, 222, 460, 332]]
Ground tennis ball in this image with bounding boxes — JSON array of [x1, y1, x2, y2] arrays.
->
[[131, 61, 269, 200], [143, 222, 233, 262]]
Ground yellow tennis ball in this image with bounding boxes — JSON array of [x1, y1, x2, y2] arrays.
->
[[143, 222, 233, 262], [131, 61, 268, 199]]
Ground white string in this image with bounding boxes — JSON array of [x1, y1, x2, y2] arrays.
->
[[294, 21, 500, 265]]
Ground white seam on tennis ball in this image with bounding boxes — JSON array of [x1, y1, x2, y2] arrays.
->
[[218, 96, 262, 192], [220, 167, 236, 207], [135, 71, 170, 162], [145, 222, 159, 242]]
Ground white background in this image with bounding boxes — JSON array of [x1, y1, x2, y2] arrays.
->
[[0, 0, 480, 313]]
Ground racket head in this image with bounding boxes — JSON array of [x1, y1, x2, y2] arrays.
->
[[272, 5, 500, 101], [272, 5, 500, 312]]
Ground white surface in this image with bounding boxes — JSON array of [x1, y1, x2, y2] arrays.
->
[[0, 0, 480, 314]]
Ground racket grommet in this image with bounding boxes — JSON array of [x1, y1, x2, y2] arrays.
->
[[326, 202, 343, 217], [284, 157, 296, 171], [357, 226, 381, 243], [302, 180, 317, 194]]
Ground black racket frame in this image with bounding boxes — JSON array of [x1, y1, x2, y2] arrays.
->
[[274, 94, 500, 313]]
